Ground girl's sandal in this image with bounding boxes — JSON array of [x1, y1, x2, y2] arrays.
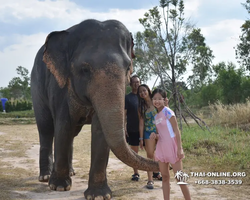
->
[[146, 181, 154, 189]]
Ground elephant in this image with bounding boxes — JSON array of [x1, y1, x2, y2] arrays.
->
[[31, 19, 159, 199]]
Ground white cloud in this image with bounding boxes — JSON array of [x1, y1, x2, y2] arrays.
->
[[0, 33, 47, 87], [201, 19, 243, 64], [0, 0, 77, 21], [0, 0, 147, 31]]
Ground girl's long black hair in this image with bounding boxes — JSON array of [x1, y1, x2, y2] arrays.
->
[[151, 88, 167, 99], [137, 84, 152, 118]]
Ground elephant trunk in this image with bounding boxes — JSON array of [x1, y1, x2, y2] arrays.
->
[[88, 69, 159, 172]]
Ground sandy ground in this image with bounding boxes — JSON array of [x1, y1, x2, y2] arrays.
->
[[0, 124, 248, 200]]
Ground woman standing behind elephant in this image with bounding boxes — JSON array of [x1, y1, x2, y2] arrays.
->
[[137, 84, 162, 189]]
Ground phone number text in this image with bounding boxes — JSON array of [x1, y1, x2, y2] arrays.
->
[[194, 180, 242, 185]]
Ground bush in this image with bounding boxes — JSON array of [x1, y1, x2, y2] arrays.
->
[[3, 99, 32, 112]]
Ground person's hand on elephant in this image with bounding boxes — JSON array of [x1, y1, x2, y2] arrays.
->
[[150, 132, 158, 140]]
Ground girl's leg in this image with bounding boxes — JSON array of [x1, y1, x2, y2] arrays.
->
[[171, 161, 191, 200], [144, 139, 156, 182], [159, 161, 170, 200]]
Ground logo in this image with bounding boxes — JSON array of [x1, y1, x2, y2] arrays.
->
[[174, 170, 189, 185]]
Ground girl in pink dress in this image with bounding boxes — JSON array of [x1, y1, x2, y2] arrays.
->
[[150, 89, 191, 200]]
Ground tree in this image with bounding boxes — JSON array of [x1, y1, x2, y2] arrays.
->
[[0, 87, 11, 99], [235, 0, 250, 70], [134, 0, 214, 130], [200, 83, 222, 106], [215, 62, 243, 104], [8, 66, 31, 100]]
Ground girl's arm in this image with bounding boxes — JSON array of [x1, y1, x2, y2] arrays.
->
[[169, 116, 184, 159], [138, 111, 144, 150]]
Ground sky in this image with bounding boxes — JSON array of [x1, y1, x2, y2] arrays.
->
[[0, 0, 248, 88]]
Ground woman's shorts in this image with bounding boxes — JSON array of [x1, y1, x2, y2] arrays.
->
[[144, 131, 155, 139]]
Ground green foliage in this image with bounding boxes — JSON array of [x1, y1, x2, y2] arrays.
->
[[200, 84, 221, 106], [0, 87, 11, 99], [216, 63, 243, 104], [241, 76, 250, 101], [3, 99, 32, 112], [182, 89, 202, 108], [3, 66, 31, 100], [186, 29, 214, 87], [184, 62, 250, 107], [0, 110, 34, 118], [235, 0, 250, 70]]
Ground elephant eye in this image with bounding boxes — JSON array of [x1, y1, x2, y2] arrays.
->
[[81, 62, 91, 74], [81, 67, 90, 73]]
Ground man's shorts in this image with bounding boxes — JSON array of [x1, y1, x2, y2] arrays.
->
[[127, 131, 140, 146]]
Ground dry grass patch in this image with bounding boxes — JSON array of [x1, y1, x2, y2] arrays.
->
[[209, 100, 250, 128]]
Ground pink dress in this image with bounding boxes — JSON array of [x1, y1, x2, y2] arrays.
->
[[154, 106, 181, 164]]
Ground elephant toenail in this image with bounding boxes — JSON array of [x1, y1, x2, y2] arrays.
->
[[95, 196, 103, 200], [49, 184, 56, 190], [87, 195, 94, 200], [104, 194, 111, 200], [65, 185, 71, 191], [44, 175, 50, 181], [56, 186, 65, 191]]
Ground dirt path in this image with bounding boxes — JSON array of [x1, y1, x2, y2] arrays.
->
[[0, 124, 248, 199]]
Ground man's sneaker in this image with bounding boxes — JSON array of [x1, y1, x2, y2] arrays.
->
[[153, 172, 162, 181], [131, 173, 140, 181]]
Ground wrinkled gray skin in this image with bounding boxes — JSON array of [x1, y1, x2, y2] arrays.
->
[[31, 19, 159, 199]]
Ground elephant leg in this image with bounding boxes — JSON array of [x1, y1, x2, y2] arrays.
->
[[84, 114, 111, 200], [49, 123, 73, 191], [69, 142, 75, 176], [39, 131, 53, 182], [35, 106, 54, 182], [69, 126, 83, 176]]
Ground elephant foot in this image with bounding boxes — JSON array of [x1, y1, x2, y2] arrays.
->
[[39, 174, 50, 182], [49, 173, 72, 191], [69, 168, 75, 176], [84, 186, 112, 200]]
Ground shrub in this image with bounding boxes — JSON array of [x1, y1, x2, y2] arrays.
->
[[4, 99, 32, 112]]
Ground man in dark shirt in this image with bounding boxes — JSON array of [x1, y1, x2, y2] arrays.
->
[[125, 75, 141, 181]]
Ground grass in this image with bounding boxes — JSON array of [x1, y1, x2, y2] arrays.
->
[[0, 110, 35, 118], [182, 125, 250, 174], [0, 110, 35, 124]]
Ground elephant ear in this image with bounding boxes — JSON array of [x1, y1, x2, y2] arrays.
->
[[43, 31, 69, 88], [130, 33, 135, 59], [129, 33, 135, 75]]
